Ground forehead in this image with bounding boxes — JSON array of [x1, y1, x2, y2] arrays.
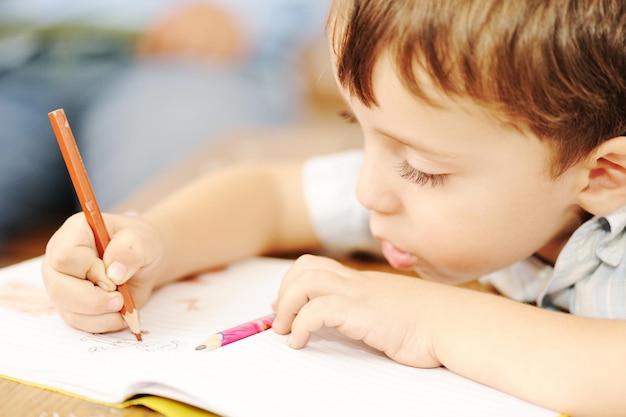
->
[[372, 57, 516, 142], [333, 49, 515, 136], [336, 53, 557, 178]]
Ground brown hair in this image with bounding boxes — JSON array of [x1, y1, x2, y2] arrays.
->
[[328, 0, 626, 176]]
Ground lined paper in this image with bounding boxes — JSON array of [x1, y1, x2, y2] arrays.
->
[[0, 256, 559, 417]]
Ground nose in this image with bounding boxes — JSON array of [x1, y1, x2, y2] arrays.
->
[[355, 147, 401, 215]]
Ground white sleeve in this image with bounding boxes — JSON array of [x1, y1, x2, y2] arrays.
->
[[302, 149, 380, 255]]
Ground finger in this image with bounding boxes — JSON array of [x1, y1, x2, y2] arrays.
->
[[44, 244, 118, 299], [45, 272, 124, 316], [276, 254, 346, 299], [288, 295, 351, 349], [288, 253, 346, 272], [273, 254, 352, 333], [273, 268, 351, 335], [44, 212, 117, 286], [102, 228, 153, 286], [47, 244, 115, 288], [59, 309, 128, 334]]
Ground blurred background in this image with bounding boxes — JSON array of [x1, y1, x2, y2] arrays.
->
[[0, 0, 361, 266]]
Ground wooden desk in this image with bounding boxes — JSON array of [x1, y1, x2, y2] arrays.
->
[[0, 124, 495, 416], [0, 378, 162, 417]]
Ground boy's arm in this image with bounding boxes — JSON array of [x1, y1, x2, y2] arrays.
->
[[273, 255, 626, 417], [431, 283, 626, 417], [42, 160, 318, 335], [142, 161, 320, 285]]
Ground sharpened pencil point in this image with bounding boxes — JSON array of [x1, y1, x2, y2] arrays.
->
[[195, 344, 206, 351], [134, 333, 143, 342]]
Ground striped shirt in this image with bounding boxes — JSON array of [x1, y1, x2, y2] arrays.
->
[[483, 204, 626, 318]]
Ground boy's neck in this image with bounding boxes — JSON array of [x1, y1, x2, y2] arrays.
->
[[534, 209, 592, 265]]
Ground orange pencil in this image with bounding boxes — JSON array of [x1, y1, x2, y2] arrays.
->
[[48, 108, 142, 341]]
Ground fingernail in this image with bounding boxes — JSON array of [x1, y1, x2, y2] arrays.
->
[[96, 280, 114, 291], [107, 262, 127, 284], [107, 296, 124, 312]]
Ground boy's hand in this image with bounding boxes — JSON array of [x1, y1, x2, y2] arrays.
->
[[272, 254, 443, 369], [42, 213, 165, 334]]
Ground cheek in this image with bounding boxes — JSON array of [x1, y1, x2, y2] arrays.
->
[[401, 184, 561, 279]]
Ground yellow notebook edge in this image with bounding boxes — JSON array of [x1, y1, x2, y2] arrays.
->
[[0, 373, 218, 417]]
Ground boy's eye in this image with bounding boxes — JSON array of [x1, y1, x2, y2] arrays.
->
[[337, 109, 358, 124], [396, 160, 448, 187]]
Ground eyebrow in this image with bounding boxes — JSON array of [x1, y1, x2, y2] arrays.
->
[[373, 127, 461, 159], [340, 104, 460, 159]]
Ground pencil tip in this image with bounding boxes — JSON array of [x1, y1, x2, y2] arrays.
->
[[195, 345, 206, 351], [135, 333, 143, 342]]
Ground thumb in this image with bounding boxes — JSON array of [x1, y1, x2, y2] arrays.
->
[[102, 229, 149, 285]]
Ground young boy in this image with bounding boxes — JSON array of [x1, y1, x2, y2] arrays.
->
[[42, 1, 626, 416]]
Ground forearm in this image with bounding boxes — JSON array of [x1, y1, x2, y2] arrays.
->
[[432, 284, 626, 417], [142, 162, 319, 285]]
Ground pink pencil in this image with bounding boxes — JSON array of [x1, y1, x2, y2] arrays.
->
[[195, 313, 275, 351]]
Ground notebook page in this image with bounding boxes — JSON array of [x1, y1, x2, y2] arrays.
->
[[0, 256, 288, 402], [150, 327, 559, 417], [0, 256, 559, 417]]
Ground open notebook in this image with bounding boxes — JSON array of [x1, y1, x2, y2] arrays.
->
[[0, 256, 561, 417]]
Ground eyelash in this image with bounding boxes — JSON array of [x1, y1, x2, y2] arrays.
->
[[396, 160, 448, 187], [338, 110, 447, 187]]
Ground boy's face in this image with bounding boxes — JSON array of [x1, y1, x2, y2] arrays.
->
[[340, 55, 585, 283]]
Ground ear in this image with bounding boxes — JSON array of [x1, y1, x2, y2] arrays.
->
[[577, 136, 626, 216]]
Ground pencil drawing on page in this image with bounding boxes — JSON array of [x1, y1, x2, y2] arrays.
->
[[81, 334, 180, 353]]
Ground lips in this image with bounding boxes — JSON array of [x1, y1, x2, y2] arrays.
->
[[380, 240, 418, 270]]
